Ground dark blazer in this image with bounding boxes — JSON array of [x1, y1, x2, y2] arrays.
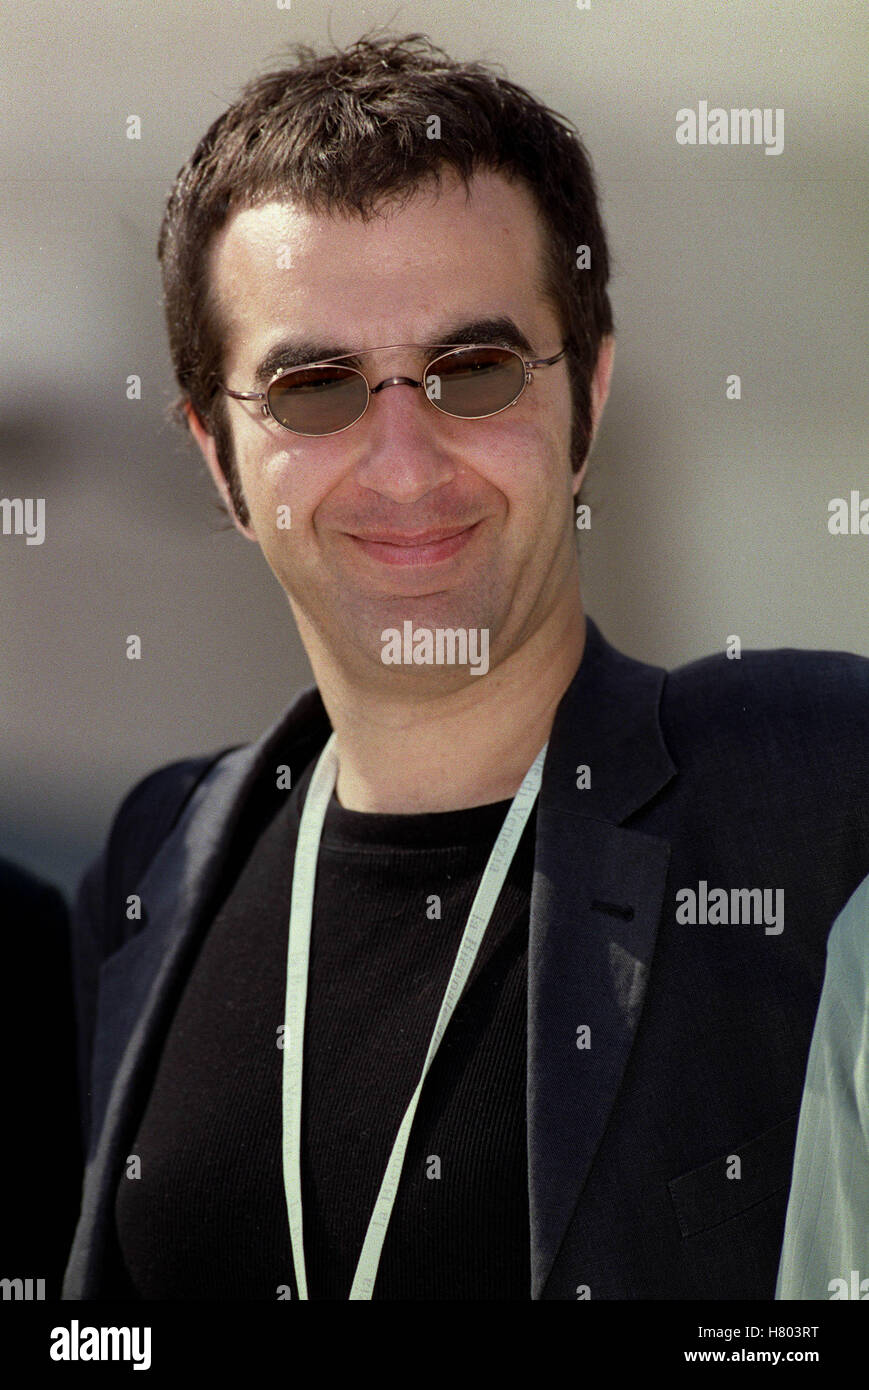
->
[[1, 857, 82, 1297], [62, 617, 869, 1300]]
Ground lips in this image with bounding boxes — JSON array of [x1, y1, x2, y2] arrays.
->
[[349, 526, 471, 546], [346, 521, 480, 566]]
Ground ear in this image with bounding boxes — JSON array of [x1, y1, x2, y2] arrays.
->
[[571, 335, 615, 498], [590, 334, 615, 432], [184, 402, 256, 540]]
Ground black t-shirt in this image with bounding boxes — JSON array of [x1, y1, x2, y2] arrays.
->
[[115, 756, 535, 1299]]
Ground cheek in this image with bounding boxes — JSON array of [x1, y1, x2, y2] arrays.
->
[[475, 417, 571, 522], [236, 435, 324, 538]]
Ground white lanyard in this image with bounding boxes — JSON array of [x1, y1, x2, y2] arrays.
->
[[281, 731, 547, 1300]]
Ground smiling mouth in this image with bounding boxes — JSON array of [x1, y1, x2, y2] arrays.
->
[[346, 522, 480, 566], [350, 525, 471, 545]]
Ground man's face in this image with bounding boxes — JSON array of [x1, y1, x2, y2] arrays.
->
[[193, 169, 610, 688]]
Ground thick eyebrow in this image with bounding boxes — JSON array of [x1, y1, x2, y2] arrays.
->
[[250, 316, 536, 386]]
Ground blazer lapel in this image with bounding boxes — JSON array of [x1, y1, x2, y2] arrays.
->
[[64, 685, 332, 1297], [527, 617, 676, 1297]]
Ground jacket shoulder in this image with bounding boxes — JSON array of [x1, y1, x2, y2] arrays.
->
[[660, 643, 869, 752], [77, 746, 242, 959], [651, 644, 869, 885], [105, 750, 239, 861], [0, 856, 68, 921], [114, 745, 242, 877]]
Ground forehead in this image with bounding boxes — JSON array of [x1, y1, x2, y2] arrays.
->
[[208, 169, 555, 371]]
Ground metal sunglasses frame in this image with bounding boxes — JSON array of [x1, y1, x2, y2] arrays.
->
[[219, 341, 569, 436]]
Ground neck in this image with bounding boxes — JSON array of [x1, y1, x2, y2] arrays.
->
[[301, 594, 587, 814]]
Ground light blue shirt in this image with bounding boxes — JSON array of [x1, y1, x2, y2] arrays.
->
[[776, 872, 869, 1299]]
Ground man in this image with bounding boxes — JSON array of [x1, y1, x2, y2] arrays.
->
[[776, 870, 869, 1300], [63, 34, 869, 1301], [0, 857, 82, 1298]]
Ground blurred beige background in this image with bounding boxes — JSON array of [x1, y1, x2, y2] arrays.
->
[[2, 0, 867, 895]]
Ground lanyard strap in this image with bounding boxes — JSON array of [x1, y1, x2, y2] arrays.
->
[[281, 731, 547, 1300]]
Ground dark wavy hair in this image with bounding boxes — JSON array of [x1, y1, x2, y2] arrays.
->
[[158, 31, 614, 526]]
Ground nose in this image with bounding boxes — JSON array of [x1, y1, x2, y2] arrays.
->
[[352, 367, 457, 504]]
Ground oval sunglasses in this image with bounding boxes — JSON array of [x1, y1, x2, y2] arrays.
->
[[220, 341, 568, 437]]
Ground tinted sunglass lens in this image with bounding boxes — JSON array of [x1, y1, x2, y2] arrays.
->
[[268, 366, 368, 434], [425, 347, 525, 418]]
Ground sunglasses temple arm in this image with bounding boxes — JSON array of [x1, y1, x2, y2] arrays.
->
[[220, 386, 267, 402], [525, 346, 567, 370]]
